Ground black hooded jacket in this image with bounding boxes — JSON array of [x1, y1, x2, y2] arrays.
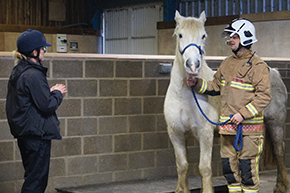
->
[[6, 59, 63, 139]]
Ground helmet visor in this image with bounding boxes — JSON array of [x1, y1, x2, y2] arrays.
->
[[221, 31, 231, 39]]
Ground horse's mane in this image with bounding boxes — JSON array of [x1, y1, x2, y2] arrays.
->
[[174, 18, 204, 36]]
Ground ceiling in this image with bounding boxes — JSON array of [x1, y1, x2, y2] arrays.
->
[[94, 0, 163, 9]]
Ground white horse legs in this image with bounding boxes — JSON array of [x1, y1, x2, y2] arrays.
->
[[169, 132, 190, 193], [198, 131, 214, 193], [169, 127, 214, 193]]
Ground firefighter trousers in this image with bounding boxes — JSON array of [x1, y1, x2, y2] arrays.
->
[[220, 134, 263, 193]]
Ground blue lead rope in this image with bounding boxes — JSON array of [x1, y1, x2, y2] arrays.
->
[[233, 124, 243, 151], [190, 86, 243, 151]]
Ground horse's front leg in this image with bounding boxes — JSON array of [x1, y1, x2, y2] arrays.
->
[[169, 129, 190, 193], [198, 125, 214, 193]]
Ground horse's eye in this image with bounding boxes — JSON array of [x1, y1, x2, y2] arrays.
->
[[202, 34, 206, 39], [179, 34, 183, 38]]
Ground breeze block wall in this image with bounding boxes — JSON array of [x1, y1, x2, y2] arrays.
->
[[0, 53, 289, 193]]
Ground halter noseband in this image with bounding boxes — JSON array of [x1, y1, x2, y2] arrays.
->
[[179, 43, 204, 55]]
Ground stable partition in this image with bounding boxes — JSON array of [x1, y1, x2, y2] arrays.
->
[[0, 52, 289, 193]]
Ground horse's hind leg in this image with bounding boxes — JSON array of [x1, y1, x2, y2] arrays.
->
[[264, 121, 289, 193], [169, 130, 190, 193], [198, 125, 214, 193]]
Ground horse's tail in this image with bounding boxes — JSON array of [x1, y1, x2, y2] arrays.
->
[[262, 126, 276, 167], [262, 125, 290, 192]]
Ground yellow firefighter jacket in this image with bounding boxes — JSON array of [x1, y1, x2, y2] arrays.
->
[[194, 49, 271, 135]]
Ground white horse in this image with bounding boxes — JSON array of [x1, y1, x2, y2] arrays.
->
[[164, 11, 289, 193]]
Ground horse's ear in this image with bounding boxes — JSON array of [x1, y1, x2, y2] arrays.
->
[[199, 11, 206, 24], [175, 10, 184, 25]]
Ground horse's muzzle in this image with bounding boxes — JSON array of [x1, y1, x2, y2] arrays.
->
[[185, 58, 200, 74]]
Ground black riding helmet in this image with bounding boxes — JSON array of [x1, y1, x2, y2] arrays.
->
[[17, 29, 51, 63]]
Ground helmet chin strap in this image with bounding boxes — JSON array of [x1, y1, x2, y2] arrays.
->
[[232, 43, 243, 55], [36, 48, 42, 65], [29, 48, 42, 65]]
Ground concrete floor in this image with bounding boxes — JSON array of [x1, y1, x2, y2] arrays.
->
[[56, 169, 290, 193], [259, 169, 290, 193]]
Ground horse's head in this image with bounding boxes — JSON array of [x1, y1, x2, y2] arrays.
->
[[174, 11, 207, 75]]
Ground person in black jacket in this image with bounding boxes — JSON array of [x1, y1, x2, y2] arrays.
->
[[6, 29, 67, 193]]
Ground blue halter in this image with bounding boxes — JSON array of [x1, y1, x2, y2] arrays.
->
[[179, 43, 204, 55]]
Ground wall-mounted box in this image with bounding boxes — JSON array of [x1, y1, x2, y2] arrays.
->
[[70, 41, 78, 51], [158, 63, 172, 74], [57, 34, 67, 52]]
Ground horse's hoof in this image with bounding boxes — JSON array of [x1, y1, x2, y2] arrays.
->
[[175, 189, 190, 193], [274, 183, 287, 193]]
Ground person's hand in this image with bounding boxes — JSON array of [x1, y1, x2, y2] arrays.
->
[[51, 84, 67, 95], [230, 113, 244, 125], [186, 72, 199, 87], [50, 84, 57, 92]]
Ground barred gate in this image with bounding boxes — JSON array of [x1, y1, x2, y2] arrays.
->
[[178, 0, 290, 17]]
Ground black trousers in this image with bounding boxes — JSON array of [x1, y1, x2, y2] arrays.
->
[[17, 138, 52, 193]]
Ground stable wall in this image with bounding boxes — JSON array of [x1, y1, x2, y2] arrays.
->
[[205, 20, 290, 57], [158, 11, 290, 58], [0, 32, 100, 53], [0, 52, 289, 193]]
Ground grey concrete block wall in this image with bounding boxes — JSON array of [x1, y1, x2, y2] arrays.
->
[[0, 54, 290, 193]]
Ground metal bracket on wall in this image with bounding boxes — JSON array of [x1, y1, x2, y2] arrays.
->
[[158, 63, 172, 74]]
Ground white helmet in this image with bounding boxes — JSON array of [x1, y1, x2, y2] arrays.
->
[[224, 18, 257, 46]]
